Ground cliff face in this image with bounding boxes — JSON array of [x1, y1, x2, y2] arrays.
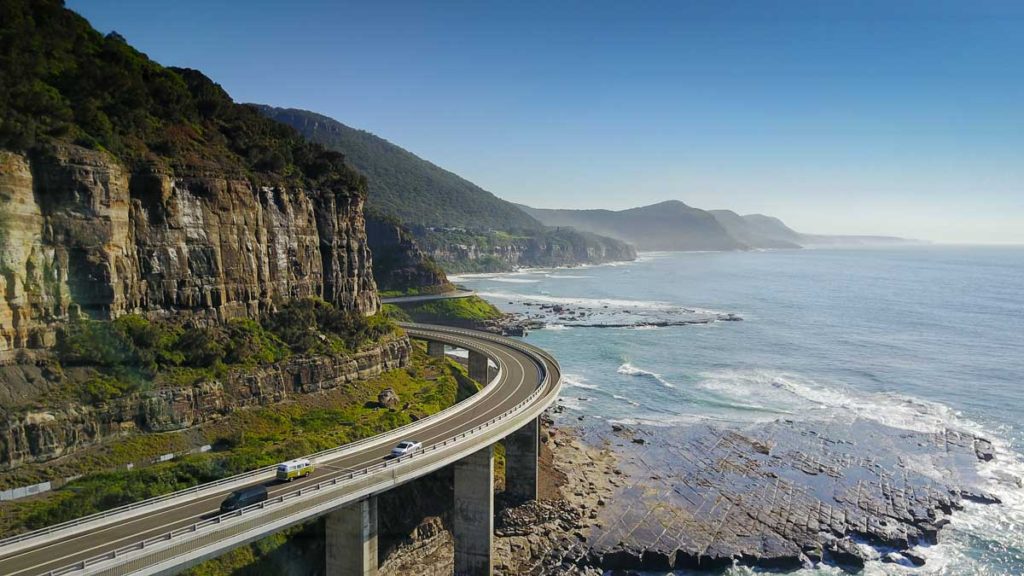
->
[[0, 145, 379, 355], [366, 214, 452, 294], [421, 228, 638, 273], [0, 336, 410, 470]]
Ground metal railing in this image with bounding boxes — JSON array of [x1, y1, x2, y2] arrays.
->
[[42, 341, 559, 576], [0, 327, 504, 551], [15, 324, 560, 576]]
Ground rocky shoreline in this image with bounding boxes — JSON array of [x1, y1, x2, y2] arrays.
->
[[497, 300, 742, 332], [488, 410, 1005, 575]]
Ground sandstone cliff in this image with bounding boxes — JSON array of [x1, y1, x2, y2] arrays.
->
[[366, 212, 452, 295], [420, 227, 638, 273], [0, 336, 410, 471], [0, 145, 379, 357]]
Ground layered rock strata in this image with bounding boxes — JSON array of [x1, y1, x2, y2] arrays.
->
[[0, 336, 410, 470], [0, 145, 379, 356]]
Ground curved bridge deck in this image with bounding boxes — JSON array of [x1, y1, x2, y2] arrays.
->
[[0, 323, 561, 576]]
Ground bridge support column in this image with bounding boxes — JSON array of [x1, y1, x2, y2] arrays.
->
[[468, 350, 489, 384], [453, 445, 493, 576], [326, 496, 378, 576], [427, 340, 446, 358], [504, 417, 539, 501]]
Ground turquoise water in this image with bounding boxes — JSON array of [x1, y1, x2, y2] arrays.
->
[[452, 246, 1024, 575]]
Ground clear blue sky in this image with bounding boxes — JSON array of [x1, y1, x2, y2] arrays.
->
[[69, 0, 1023, 243]]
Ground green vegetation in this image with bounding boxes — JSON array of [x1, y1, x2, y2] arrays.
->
[[417, 226, 635, 274], [264, 298, 396, 356], [385, 296, 504, 325], [258, 106, 543, 231], [378, 285, 451, 299], [0, 0, 364, 194], [46, 299, 397, 405], [0, 346, 476, 534]]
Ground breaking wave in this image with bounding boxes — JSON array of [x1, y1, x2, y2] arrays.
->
[[617, 362, 677, 388], [489, 277, 540, 284], [695, 369, 970, 435], [476, 291, 678, 310], [563, 373, 599, 390]]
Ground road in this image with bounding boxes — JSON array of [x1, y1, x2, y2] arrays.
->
[[379, 289, 476, 304], [0, 324, 559, 576]]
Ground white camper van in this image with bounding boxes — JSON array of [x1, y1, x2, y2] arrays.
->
[[276, 458, 314, 481]]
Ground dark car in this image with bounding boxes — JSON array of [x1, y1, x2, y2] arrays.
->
[[220, 485, 268, 513]]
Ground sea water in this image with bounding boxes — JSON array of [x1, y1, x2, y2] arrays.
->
[[452, 246, 1024, 575]]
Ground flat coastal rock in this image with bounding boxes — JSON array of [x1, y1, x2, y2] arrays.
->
[[577, 417, 1001, 571]]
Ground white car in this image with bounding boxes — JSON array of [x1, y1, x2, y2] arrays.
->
[[390, 440, 422, 457]]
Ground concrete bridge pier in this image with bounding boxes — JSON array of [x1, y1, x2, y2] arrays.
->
[[468, 350, 490, 383], [326, 496, 378, 576], [427, 340, 446, 358], [453, 445, 494, 576], [503, 417, 539, 501]]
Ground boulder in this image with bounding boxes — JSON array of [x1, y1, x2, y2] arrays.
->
[[378, 387, 401, 410]]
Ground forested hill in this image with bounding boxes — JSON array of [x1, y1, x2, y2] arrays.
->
[[256, 106, 543, 231], [520, 200, 746, 251], [0, 0, 363, 192]]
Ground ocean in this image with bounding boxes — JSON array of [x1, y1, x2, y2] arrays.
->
[[451, 246, 1024, 575]]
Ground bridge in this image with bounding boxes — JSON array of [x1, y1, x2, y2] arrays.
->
[[0, 323, 562, 576]]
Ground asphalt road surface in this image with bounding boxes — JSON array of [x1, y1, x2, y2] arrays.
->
[[0, 324, 555, 576]]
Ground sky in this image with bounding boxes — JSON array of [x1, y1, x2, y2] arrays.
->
[[68, 1, 1024, 243]]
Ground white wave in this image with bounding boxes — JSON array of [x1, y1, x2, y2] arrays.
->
[[543, 324, 572, 331], [617, 362, 677, 388], [546, 274, 593, 279], [611, 414, 708, 427], [695, 368, 970, 435], [555, 396, 583, 411], [612, 394, 642, 407], [476, 291, 677, 310], [562, 373, 598, 390], [696, 367, 1024, 575], [489, 277, 540, 284], [634, 251, 675, 262], [629, 325, 660, 330]]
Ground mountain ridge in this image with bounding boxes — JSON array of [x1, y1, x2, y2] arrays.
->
[[257, 105, 637, 271], [522, 201, 919, 251], [255, 106, 543, 232], [518, 200, 747, 251]]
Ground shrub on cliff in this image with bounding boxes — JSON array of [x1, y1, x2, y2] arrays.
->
[[265, 298, 396, 355], [56, 318, 154, 373], [52, 315, 294, 403], [79, 374, 140, 405]]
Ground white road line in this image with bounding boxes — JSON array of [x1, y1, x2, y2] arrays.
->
[[4, 327, 554, 576]]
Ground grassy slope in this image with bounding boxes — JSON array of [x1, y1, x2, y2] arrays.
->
[[383, 296, 504, 325], [0, 344, 478, 535]]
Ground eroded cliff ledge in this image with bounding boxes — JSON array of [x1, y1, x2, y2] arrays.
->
[[0, 335, 411, 472], [0, 144, 379, 356]]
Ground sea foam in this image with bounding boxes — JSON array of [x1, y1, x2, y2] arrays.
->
[[617, 362, 677, 388]]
